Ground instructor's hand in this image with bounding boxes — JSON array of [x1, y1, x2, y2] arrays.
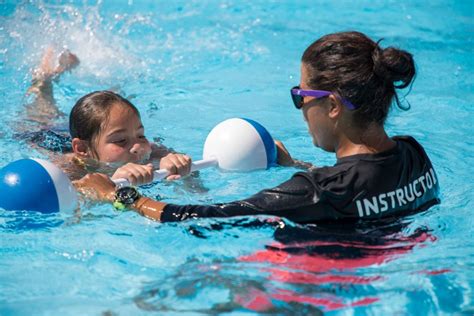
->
[[275, 140, 295, 166], [73, 173, 115, 202]]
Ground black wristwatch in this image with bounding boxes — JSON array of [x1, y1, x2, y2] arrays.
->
[[113, 186, 141, 211]]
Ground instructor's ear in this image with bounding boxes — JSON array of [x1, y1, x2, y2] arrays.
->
[[72, 138, 90, 157], [328, 94, 343, 119]]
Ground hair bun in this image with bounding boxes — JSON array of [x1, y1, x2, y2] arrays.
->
[[372, 46, 415, 89]]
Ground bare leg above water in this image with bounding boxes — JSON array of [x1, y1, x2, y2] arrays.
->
[[25, 47, 80, 125]]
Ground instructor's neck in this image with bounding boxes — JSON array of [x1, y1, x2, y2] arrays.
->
[[335, 124, 395, 158]]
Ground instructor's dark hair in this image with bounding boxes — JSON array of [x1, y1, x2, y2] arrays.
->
[[302, 31, 415, 127], [69, 90, 139, 156]]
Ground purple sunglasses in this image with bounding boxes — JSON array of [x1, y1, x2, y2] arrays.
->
[[290, 86, 357, 110]]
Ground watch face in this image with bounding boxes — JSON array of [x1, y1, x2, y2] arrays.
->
[[115, 187, 140, 205]]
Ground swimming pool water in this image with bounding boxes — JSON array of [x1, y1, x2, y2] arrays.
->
[[1, 1, 473, 315]]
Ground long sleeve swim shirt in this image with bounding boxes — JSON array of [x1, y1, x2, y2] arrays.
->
[[161, 136, 440, 223]]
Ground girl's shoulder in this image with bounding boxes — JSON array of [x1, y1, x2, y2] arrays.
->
[[49, 153, 87, 181]]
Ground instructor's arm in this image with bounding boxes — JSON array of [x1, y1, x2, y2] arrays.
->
[[73, 173, 166, 221]]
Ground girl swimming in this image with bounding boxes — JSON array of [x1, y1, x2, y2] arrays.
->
[[67, 90, 193, 184], [77, 31, 440, 223], [24, 48, 194, 185]]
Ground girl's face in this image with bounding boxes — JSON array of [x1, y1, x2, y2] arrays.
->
[[92, 103, 152, 163]]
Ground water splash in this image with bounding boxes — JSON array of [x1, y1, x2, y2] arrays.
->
[[1, 1, 152, 84]]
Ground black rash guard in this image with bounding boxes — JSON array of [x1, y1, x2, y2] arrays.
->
[[161, 136, 440, 223]]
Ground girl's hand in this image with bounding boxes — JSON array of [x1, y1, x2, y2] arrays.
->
[[111, 163, 154, 186], [275, 140, 295, 166], [160, 153, 192, 180], [73, 173, 115, 202]]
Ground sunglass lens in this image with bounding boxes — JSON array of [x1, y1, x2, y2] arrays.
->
[[290, 86, 303, 109], [291, 94, 303, 109]]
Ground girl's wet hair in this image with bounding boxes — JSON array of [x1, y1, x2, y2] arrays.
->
[[302, 31, 416, 127], [69, 90, 139, 156]]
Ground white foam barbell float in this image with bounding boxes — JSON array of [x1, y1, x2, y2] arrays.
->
[[113, 118, 277, 187]]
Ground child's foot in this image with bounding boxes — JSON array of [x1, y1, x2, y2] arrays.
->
[[55, 49, 80, 75], [28, 48, 80, 95], [32, 48, 80, 81]]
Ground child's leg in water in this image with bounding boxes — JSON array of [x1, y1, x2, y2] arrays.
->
[[12, 48, 80, 164], [25, 47, 79, 125]]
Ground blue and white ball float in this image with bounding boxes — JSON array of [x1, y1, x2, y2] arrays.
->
[[203, 118, 277, 171], [0, 158, 77, 213]]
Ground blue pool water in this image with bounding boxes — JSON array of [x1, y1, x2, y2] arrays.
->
[[1, 1, 473, 314]]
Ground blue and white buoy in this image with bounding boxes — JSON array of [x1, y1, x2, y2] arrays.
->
[[0, 158, 78, 213], [203, 118, 277, 171]]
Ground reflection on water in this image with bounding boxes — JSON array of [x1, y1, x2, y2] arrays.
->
[[134, 218, 457, 313]]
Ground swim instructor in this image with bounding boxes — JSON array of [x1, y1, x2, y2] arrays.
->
[[74, 31, 440, 223]]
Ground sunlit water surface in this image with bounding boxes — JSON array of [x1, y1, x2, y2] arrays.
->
[[0, 1, 473, 315]]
